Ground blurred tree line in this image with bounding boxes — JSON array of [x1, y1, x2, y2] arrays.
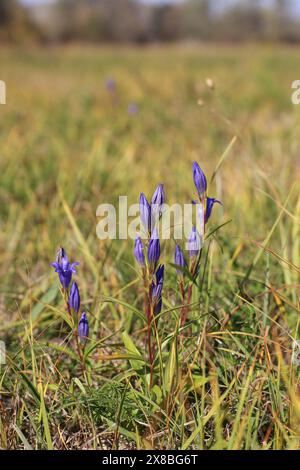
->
[[0, 0, 299, 44], [0, 0, 40, 42]]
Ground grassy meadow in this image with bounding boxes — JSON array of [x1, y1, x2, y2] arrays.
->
[[0, 44, 300, 450]]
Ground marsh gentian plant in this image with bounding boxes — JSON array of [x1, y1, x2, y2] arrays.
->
[[174, 163, 222, 329], [51, 248, 79, 290], [51, 248, 89, 366], [134, 185, 165, 386]]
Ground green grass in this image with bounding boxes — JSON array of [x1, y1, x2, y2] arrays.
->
[[0, 44, 300, 450]]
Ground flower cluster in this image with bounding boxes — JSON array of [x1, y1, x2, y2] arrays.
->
[[176, 162, 221, 270], [133, 184, 165, 385], [51, 248, 89, 342], [173, 162, 222, 327], [134, 184, 165, 315]]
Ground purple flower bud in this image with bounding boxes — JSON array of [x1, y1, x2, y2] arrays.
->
[[51, 250, 79, 290], [205, 197, 222, 223], [192, 162, 207, 200], [148, 229, 160, 268], [139, 193, 151, 233], [151, 183, 165, 208], [151, 184, 165, 226], [128, 102, 138, 116], [151, 265, 164, 315], [69, 282, 80, 314], [188, 227, 201, 258], [105, 77, 116, 92], [152, 265, 164, 301], [134, 236, 145, 266], [78, 312, 89, 340], [174, 244, 185, 275]]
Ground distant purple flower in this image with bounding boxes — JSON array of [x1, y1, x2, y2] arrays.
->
[[105, 77, 116, 92], [174, 244, 185, 275], [78, 312, 89, 340], [151, 184, 165, 226], [128, 102, 138, 116], [139, 193, 151, 233], [69, 282, 80, 314], [205, 197, 222, 223], [151, 265, 164, 314], [148, 229, 160, 268], [51, 250, 79, 290], [192, 162, 207, 200], [134, 236, 145, 266], [188, 227, 201, 258]]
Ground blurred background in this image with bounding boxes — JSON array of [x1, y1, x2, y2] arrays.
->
[[1, 0, 300, 44], [0, 1, 299, 301]]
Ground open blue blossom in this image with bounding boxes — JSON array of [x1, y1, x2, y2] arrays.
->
[[188, 227, 201, 258], [134, 236, 145, 266], [174, 244, 186, 276], [148, 229, 160, 269], [205, 197, 222, 223], [151, 265, 164, 314], [139, 193, 151, 233], [69, 282, 80, 314], [51, 250, 79, 290], [78, 312, 89, 340], [192, 162, 207, 200]]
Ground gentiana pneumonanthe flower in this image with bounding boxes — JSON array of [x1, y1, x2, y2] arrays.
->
[[78, 312, 89, 340], [69, 281, 80, 314], [134, 236, 145, 266], [51, 249, 79, 290]]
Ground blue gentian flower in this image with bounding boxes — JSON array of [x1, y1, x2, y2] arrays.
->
[[151, 184, 165, 208], [192, 162, 207, 200], [152, 265, 164, 301], [174, 244, 185, 275], [134, 236, 145, 266], [151, 184, 165, 226], [188, 227, 201, 258], [205, 197, 222, 223], [148, 229, 160, 268], [51, 250, 79, 290], [139, 192, 151, 233], [69, 282, 80, 314], [78, 312, 89, 340], [151, 265, 164, 314]]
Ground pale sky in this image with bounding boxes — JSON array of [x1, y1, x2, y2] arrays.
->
[[19, 0, 300, 15]]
